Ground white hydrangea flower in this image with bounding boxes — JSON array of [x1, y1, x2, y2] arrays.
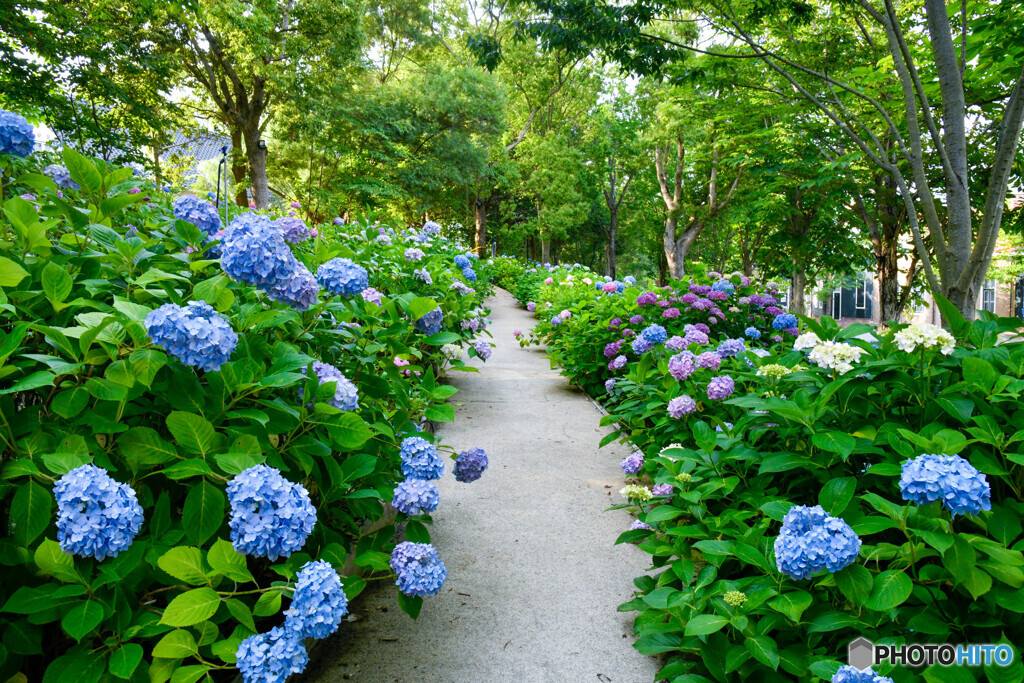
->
[[893, 323, 955, 355], [583, 277, 593, 285], [808, 341, 865, 374], [793, 332, 822, 351], [440, 344, 462, 360]]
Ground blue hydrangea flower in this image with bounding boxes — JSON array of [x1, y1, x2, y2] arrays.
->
[[772, 313, 798, 330], [717, 338, 746, 358], [267, 265, 319, 311], [0, 110, 34, 157], [306, 360, 359, 411], [453, 447, 488, 483], [462, 267, 478, 281], [53, 464, 143, 561], [44, 164, 78, 190], [899, 453, 991, 516], [226, 465, 317, 560], [399, 437, 444, 480], [454, 255, 471, 268], [473, 340, 492, 361], [416, 308, 443, 335], [595, 282, 603, 291], [711, 279, 735, 292], [631, 337, 652, 354], [145, 301, 238, 371], [745, 327, 761, 339], [236, 626, 308, 683], [284, 560, 348, 639], [620, 453, 644, 475], [316, 258, 369, 297], [390, 542, 448, 597], [414, 268, 433, 284], [405, 247, 425, 262], [173, 194, 221, 237], [832, 665, 895, 683], [624, 275, 636, 285], [274, 216, 311, 243], [774, 505, 861, 580], [392, 479, 440, 515], [221, 212, 298, 288], [640, 324, 668, 345]]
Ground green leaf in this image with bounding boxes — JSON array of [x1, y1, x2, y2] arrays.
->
[[692, 421, 716, 453], [835, 564, 873, 605], [42, 262, 73, 309], [943, 536, 977, 585], [166, 411, 216, 456], [327, 412, 373, 449], [961, 566, 993, 599], [157, 547, 207, 585], [12, 480, 52, 545], [423, 331, 460, 345], [644, 505, 684, 524], [118, 427, 179, 473], [51, 387, 89, 418], [207, 539, 253, 582], [768, 592, 813, 622], [811, 431, 856, 460], [61, 599, 104, 641], [108, 643, 144, 679], [63, 147, 103, 193], [424, 403, 455, 422], [183, 481, 224, 546], [745, 636, 780, 670], [170, 665, 211, 683], [0, 370, 55, 395], [160, 587, 221, 627], [684, 614, 730, 636], [0, 256, 29, 287], [397, 592, 423, 619], [253, 590, 282, 617], [34, 538, 82, 583], [224, 598, 257, 632], [818, 477, 856, 515], [153, 629, 199, 658], [865, 570, 913, 610], [408, 296, 438, 320]]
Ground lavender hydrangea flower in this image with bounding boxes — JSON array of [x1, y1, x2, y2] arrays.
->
[[317, 258, 369, 297], [631, 337, 652, 354], [390, 542, 447, 596], [274, 216, 311, 243], [392, 479, 440, 515], [453, 447, 489, 483], [421, 220, 441, 236], [405, 247, 425, 262], [668, 353, 696, 381], [620, 453, 644, 475], [236, 626, 308, 683], [44, 164, 79, 190], [284, 560, 348, 639], [526, 302, 536, 312], [667, 395, 696, 418], [473, 340, 492, 361], [227, 465, 317, 560], [696, 352, 722, 370], [605, 379, 616, 393], [414, 268, 433, 284], [652, 483, 674, 496], [416, 308, 443, 335], [361, 287, 383, 305], [630, 520, 652, 531], [774, 505, 861, 580], [0, 109, 34, 157], [717, 338, 746, 358], [53, 464, 143, 561], [145, 301, 238, 371], [899, 453, 991, 516], [609, 355, 627, 370], [831, 665, 895, 683], [306, 361, 359, 411], [267, 265, 319, 311], [629, 315, 644, 325], [221, 212, 298, 289], [665, 336, 686, 352], [399, 437, 444, 480], [706, 376, 735, 401]]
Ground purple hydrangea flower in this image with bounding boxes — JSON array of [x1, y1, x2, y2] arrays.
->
[[662, 307, 680, 319], [604, 341, 622, 358], [526, 302, 536, 312], [668, 353, 696, 381], [636, 292, 658, 306], [44, 164, 79, 190], [620, 453, 644, 475], [667, 395, 696, 418], [629, 314, 644, 325], [608, 318, 622, 328], [453, 447, 489, 483], [621, 328, 634, 337], [405, 247, 426, 262], [268, 265, 320, 311], [652, 484, 674, 496], [416, 308, 443, 335], [631, 337, 653, 354], [706, 376, 735, 401], [306, 360, 359, 411], [605, 379, 616, 393], [630, 520, 652, 531], [609, 355, 627, 370], [717, 338, 747, 358], [696, 352, 721, 370], [274, 216, 311, 243], [361, 287, 383, 305], [665, 336, 686, 352], [473, 340, 492, 360]]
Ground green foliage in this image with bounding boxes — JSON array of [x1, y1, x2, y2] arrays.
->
[[0, 149, 493, 681]]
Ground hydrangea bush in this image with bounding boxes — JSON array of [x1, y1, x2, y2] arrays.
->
[[510, 259, 1024, 682], [0, 143, 497, 682]]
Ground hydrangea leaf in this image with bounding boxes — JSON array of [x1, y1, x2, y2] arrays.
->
[[60, 598, 103, 641], [160, 587, 221, 627], [166, 412, 217, 456], [157, 547, 207, 585], [11, 480, 51, 546], [208, 540, 254, 583], [152, 629, 198, 658], [183, 482, 224, 546], [864, 570, 913, 611], [108, 643, 143, 680]]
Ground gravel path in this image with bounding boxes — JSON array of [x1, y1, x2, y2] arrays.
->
[[305, 288, 661, 683]]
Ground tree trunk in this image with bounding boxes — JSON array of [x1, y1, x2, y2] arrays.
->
[[151, 143, 163, 186], [663, 216, 682, 279], [242, 124, 269, 209], [230, 128, 249, 207], [606, 207, 618, 278], [474, 197, 487, 253], [541, 238, 551, 264], [791, 269, 806, 315]]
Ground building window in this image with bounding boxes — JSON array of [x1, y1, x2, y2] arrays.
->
[[855, 278, 869, 310], [982, 279, 996, 313]]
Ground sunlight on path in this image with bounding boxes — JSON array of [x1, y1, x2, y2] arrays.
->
[[304, 289, 661, 683]]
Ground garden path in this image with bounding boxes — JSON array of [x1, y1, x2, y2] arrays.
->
[[305, 288, 661, 683]]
